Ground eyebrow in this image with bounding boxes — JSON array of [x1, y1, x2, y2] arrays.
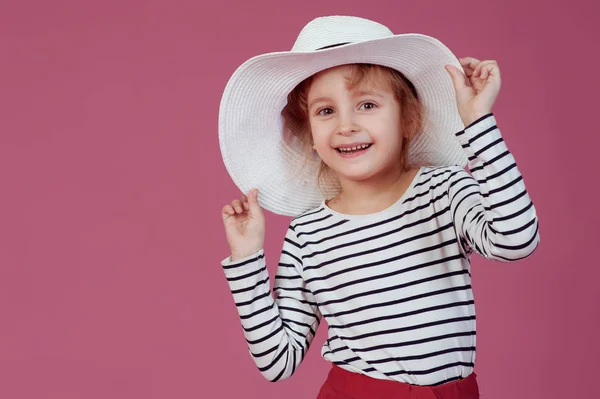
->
[[352, 89, 385, 98], [308, 90, 385, 109], [307, 96, 332, 110]]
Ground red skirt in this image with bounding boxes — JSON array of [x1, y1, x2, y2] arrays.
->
[[317, 365, 479, 399]]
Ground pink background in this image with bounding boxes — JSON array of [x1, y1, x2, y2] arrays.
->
[[1, 0, 598, 398]]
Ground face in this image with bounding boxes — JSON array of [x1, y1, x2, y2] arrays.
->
[[307, 65, 406, 184]]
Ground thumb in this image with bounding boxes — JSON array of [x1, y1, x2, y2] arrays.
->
[[247, 189, 263, 217], [445, 64, 468, 92]]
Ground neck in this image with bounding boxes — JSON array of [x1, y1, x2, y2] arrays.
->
[[328, 165, 420, 215]]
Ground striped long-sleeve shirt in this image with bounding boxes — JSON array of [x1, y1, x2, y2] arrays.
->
[[221, 113, 540, 386]]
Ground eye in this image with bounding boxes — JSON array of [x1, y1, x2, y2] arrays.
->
[[317, 107, 334, 116], [359, 102, 377, 110]]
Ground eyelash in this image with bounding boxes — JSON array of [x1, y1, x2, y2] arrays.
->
[[316, 102, 378, 116], [360, 102, 377, 110]]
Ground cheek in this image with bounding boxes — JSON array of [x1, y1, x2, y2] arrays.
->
[[371, 118, 402, 144], [371, 121, 404, 157], [309, 121, 332, 148]]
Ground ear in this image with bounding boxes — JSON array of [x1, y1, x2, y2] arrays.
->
[[403, 118, 419, 140]]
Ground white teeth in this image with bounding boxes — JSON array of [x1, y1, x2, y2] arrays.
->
[[338, 144, 370, 152]]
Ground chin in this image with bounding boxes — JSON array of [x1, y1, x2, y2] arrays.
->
[[334, 168, 381, 182], [330, 159, 405, 183]]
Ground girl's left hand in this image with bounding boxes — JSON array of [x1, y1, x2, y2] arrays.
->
[[445, 58, 501, 127]]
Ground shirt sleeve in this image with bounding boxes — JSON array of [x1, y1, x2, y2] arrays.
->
[[221, 226, 322, 382], [448, 113, 540, 261]]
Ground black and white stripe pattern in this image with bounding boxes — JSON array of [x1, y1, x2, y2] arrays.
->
[[222, 114, 540, 386]]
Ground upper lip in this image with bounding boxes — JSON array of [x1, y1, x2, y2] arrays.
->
[[334, 142, 372, 149]]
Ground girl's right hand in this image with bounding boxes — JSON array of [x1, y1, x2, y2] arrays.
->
[[221, 189, 265, 261]]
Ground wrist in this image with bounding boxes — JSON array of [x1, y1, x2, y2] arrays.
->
[[463, 111, 493, 128], [231, 247, 263, 262]]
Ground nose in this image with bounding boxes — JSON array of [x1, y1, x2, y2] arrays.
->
[[337, 123, 359, 136], [336, 111, 359, 136]]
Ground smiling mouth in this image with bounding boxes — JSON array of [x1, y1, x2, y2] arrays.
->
[[336, 144, 372, 154]]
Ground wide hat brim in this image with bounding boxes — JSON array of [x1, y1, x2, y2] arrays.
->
[[219, 33, 468, 217]]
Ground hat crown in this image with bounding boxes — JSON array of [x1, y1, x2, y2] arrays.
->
[[291, 16, 394, 52]]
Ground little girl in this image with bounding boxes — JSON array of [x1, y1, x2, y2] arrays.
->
[[218, 15, 539, 399]]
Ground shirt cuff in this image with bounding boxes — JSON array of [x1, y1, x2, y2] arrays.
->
[[456, 113, 495, 142], [455, 113, 501, 158], [221, 249, 265, 276]]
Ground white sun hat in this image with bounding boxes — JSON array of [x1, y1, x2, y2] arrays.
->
[[218, 15, 468, 217]]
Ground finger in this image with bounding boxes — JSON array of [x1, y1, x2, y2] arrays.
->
[[463, 66, 475, 78], [247, 189, 258, 204], [247, 188, 263, 216], [444, 64, 468, 91], [481, 65, 490, 80], [221, 205, 235, 222], [459, 57, 481, 70], [473, 60, 497, 78], [241, 194, 250, 211], [482, 62, 500, 81], [478, 63, 495, 80], [460, 66, 475, 87], [231, 199, 243, 214]]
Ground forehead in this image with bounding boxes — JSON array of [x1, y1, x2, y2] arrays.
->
[[311, 64, 354, 81], [308, 64, 393, 96]]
